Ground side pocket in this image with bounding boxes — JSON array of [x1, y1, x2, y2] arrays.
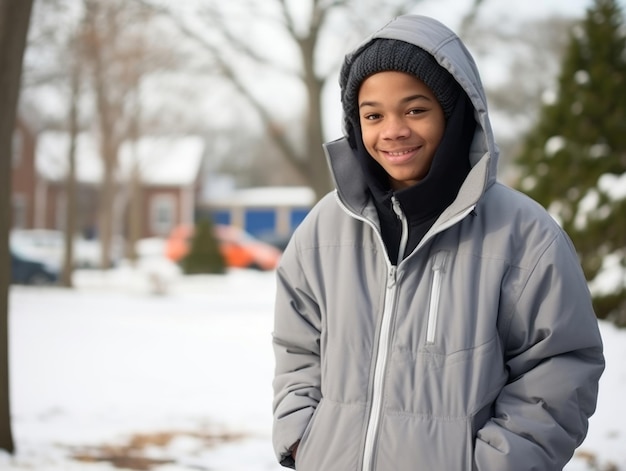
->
[[426, 251, 448, 345], [297, 398, 324, 464]]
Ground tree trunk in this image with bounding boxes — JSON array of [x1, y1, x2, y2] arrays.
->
[[126, 91, 142, 263], [85, 0, 119, 270], [93, 67, 118, 270], [61, 51, 81, 287], [99, 152, 116, 269], [0, 0, 34, 453], [126, 163, 142, 263], [305, 64, 332, 200]]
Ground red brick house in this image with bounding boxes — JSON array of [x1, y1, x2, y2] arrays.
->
[[11, 115, 38, 229], [11, 128, 205, 240]]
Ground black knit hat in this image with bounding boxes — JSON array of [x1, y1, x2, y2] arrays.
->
[[340, 38, 461, 131]]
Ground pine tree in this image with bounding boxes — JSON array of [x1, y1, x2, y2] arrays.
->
[[181, 218, 226, 275], [514, 0, 626, 325]]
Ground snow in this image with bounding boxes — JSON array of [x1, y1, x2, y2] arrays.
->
[[599, 172, 626, 201], [37, 132, 103, 184], [206, 186, 316, 208], [590, 253, 626, 297], [2, 256, 626, 470], [545, 135, 567, 156], [37, 132, 204, 186], [5, 265, 283, 470], [579, 172, 626, 295], [119, 137, 205, 187]]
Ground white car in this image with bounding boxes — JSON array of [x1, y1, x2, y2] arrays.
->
[[9, 229, 123, 269]]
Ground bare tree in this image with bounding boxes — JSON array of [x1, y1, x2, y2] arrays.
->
[[0, 0, 34, 452], [82, 0, 126, 269], [133, 1, 424, 200], [60, 34, 83, 287], [20, 0, 179, 269], [81, 0, 178, 268], [135, 0, 492, 201], [456, 11, 575, 175]]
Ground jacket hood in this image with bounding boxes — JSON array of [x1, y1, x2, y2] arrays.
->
[[325, 15, 499, 223]]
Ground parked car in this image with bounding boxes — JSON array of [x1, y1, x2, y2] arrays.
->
[[165, 224, 282, 271], [256, 231, 294, 252], [10, 248, 59, 285], [9, 229, 122, 268]]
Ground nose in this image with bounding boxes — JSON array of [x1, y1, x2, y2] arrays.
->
[[381, 115, 410, 140]]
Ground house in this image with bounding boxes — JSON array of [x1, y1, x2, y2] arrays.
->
[[12, 129, 205, 240], [13, 117, 314, 247], [200, 185, 316, 240], [11, 115, 38, 229]]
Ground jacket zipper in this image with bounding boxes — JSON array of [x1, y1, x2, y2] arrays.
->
[[333, 192, 467, 470], [361, 196, 408, 471], [426, 251, 447, 344], [391, 197, 409, 263], [361, 266, 398, 471]]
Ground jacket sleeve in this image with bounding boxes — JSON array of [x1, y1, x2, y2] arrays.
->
[[474, 229, 605, 470], [272, 240, 323, 469]]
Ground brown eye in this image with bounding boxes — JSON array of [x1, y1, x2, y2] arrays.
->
[[363, 113, 381, 121]]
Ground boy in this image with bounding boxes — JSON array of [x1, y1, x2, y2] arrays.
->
[[272, 14, 604, 470]]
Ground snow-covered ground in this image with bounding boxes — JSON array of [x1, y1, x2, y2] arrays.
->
[[2, 258, 625, 470]]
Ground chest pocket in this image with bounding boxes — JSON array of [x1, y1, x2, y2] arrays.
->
[[426, 251, 447, 345]]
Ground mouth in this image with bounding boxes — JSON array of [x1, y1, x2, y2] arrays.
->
[[381, 146, 420, 162], [385, 148, 417, 156]]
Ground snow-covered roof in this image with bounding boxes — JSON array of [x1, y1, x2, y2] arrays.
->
[[36, 131, 205, 187], [207, 186, 316, 208]]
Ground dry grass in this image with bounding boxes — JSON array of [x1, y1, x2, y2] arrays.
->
[[575, 449, 620, 471], [71, 428, 247, 470]]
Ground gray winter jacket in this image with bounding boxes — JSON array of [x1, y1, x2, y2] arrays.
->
[[272, 14, 604, 471]]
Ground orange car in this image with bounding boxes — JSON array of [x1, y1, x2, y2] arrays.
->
[[165, 224, 282, 271]]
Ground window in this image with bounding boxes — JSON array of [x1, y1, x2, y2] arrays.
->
[[151, 194, 176, 236]]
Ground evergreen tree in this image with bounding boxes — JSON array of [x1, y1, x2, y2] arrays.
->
[[514, 0, 626, 325], [181, 218, 226, 275]]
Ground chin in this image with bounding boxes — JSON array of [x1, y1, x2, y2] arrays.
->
[[390, 173, 423, 186]]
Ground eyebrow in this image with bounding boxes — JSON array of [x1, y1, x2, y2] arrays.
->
[[359, 94, 432, 109]]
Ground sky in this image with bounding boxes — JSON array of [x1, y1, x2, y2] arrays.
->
[[317, 0, 622, 140], [22, 0, 624, 143], [2, 246, 625, 470]]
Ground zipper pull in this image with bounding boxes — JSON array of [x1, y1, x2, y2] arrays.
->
[[391, 196, 409, 263], [391, 196, 402, 219], [426, 252, 448, 344]]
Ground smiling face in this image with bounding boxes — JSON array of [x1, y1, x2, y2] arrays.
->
[[358, 71, 446, 190]]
